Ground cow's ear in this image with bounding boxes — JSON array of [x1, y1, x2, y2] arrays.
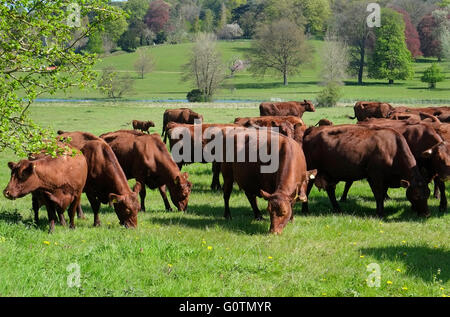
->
[[307, 169, 317, 180], [400, 180, 410, 188], [7, 162, 16, 170], [260, 190, 272, 200], [109, 193, 123, 205], [133, 181, 142, 194], [421, 148, 434, 159]]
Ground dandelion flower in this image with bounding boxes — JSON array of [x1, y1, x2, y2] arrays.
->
[[43, 241, 50, 245], [401, 240, 406, 244], [168, 264, 173, 268], [396, 268, 402, 272], [360, 255, 365, 258], [268, 256, 273, 260], [387, 281, 393, 285], [207, 246, 213, 251], [402, 286, 408, 290]]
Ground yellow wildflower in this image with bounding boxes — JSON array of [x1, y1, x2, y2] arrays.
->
[[43, 241, 50, 245]]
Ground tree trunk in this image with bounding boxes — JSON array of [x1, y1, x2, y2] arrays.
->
[[283, 72, 288, 86], [389, 79, 394, 85], [358, 43, 365, 85]]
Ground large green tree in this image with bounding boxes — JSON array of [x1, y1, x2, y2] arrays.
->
[[0, 0, 122, 156], [369, 8, 414, 84]]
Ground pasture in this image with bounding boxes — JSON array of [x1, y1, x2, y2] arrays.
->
[[41, 40, 450, 104], [0, 102, 449, 297]]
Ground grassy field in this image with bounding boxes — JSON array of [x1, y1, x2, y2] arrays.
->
[[0, 102, 449, 297], [42, 40, 450, 103]]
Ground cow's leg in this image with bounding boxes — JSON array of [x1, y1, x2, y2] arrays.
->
[[340, 181, 353, 202], [86, 192, 101, 227], [32, 194, 40, 225], [139, 184, 147, 212], [158, 185, 173, 211], [57, 208, 67, 226], [368, 179, 385, 218], [301, 180, 315, 214], [46, 202, 57, 233], [222, 164, 233, 220], [245, 192, 263, 220], [434, 179, 441, 199], [436, 179, 447, 212], [210, 162, 222, 191], [68, 196, 81, 229], [77, 203, 85, 219], [326, 184, 342, 214]]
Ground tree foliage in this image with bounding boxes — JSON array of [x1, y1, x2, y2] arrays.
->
[[247, 19, 311, 86], [369, 9, 414, 84], [392, 7, 423, 58], [144, 0, 170, 34], [421, 63, 446, 88], [98, 66, 135, 99], [0, 0, 122, 156]]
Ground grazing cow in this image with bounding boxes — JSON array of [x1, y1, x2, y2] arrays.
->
[[165, 122, 238, 191], [386, 111, 440, 123], [57, 131, 141, 228], [161, 108, 203, 142], [259, 100, 316, 118], [234, 116, 306, 143], [315, 119, 333, 126], [100, 130, 192, 212], [221, 130, 316, 234], [339, 119, 450, 212], [302, 125, 431, 217], [132, 120, 155, 133], [3, 147, 87, 232], [349, 101, 394, 121], [393, 106, 450, 116]]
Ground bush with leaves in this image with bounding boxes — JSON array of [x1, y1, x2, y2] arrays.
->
[[187, 89, 210, 102], [421, 63, 446, 88], [316, 82, 343, 107]]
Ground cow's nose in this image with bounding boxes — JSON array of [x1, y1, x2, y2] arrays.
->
[[3, 189, 11, 198]]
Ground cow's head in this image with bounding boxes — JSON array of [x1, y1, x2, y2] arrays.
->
[[422, 142, 450, 181], [303, 100, 316, 112], [260, 190, 293, 234], [3, 160, 39, 200], [170, 172, 192, 211], [401, 171, 430, 217], [109, 181, 142, 228]]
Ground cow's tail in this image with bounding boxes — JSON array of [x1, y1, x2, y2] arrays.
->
[[347, 115, 356, 120]]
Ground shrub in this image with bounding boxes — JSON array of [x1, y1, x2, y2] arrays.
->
[[421, 63, 445, 88], [187, 89, 211, 102], [316, 83, 342, 107]]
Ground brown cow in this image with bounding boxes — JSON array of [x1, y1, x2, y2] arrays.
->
[[234, 116, 306, 143], [393, 106, 450, 116], [100, 130, 192, 212], [132, 120, 155, 133], [165, 122, 238, 191], [339, 119, 450, 212], [349, 101, 394, 121], [57, 131, 141, 228], [221, 129, 316, 234], [302, 124, 431, 217], [3, 147, 87, 232], [161, 108, 203, 142], [259, 100, 316, 118], [386, 111, 440, 123], [315, 119, 333, 126]]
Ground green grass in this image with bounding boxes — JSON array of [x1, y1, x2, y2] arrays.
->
[[0, 103, 449, 297], [42, 40, 450, 103]]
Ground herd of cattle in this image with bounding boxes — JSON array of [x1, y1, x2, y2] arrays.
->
[[3, 100, 450, 234]]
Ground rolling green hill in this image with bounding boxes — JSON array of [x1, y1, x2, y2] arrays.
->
[[42, 40, 450, 104]]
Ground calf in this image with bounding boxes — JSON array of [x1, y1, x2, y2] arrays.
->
[[161, 108, 203, 142], [58, 131, 141, 228], [349, 101, 394, 121], [132, 120, 155, 133], [3, 147, 87, 232], [221, 129, 316, 234], [259, 100, 315, 118], [100, 130, 192, 212], [302, 125, 430, 217]]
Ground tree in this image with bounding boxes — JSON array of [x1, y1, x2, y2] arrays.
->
[[183, 33, 226, 101], [201, 9, 215, 33], [320, 32, 349, 86], [247, 19, 311, 86], [297, 0, 331, 35], [432, 7, 450, 60], [118, 29, 139, 52], [0, 0, 122, 156], [418, 14, 444, 59], [217, 2, 229, 31], [391, 7, 423, 58], [124, 0, 151, 23], [133, 49, 155, 79], [421, 63, 446, 88], [86, 32, 104, 54], [98, 66, 135, 99], [144, 0, 170, 34], [389, 0, 437, 26], [369, 9, 414, 84], [334, 0, 374, 85], [102, 9, 128, 52], [217, 23, 243, 40]]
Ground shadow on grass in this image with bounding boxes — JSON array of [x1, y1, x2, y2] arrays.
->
[[148, 203, 269, 235], [224, 81, 320, 90], [360, 245, 450, 283], [343, 81, 407, 87]]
